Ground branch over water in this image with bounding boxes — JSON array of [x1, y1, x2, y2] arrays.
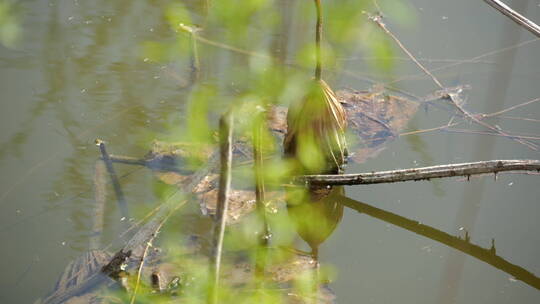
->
[[295, 160, 540, 186]]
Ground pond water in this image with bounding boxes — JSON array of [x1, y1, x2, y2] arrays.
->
[[1, 0, 539, 303]]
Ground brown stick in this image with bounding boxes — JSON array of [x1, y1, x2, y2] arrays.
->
[[483, 0, 540, 38], [339, 196, 540, 290], [295, 160, 540, 186]]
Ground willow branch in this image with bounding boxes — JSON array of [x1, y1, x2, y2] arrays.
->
[[483, 0, 540, 38], [295, 160, 540, 186], [339, 196, 540, 290]]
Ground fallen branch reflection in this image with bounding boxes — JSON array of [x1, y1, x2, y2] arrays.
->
[[338, 195, 540, 290]]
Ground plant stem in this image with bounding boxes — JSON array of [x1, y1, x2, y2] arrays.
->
[[314, 0, 322, 80], [210, 110, 234, 304], [253, 112, 270, 243]]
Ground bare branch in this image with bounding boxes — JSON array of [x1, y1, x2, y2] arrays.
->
[[483, 0, 540, 38], [295, 160, 540, 186]]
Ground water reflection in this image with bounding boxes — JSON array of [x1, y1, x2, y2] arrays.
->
[[1, 0, 539, 303], [338, 195, 540, 291], [287, 186, 344, 259]]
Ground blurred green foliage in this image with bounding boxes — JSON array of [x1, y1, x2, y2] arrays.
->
[[0, 0, 22, 48], [127, 0, 409, 303]]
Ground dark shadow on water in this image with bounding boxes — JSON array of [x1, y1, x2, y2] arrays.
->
[[337, 194, 540, 290]]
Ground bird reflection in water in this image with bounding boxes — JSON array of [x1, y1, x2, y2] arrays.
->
[[286, 185, 344, 261]]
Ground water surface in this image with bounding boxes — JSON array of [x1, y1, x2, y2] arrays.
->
[[1, 0, 539, 303]]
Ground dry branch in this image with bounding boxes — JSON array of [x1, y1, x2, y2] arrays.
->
[[295, 160, 540, 186], [483, 0, 540, 38]]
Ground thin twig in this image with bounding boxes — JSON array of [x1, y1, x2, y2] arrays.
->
[[400, 122, 459, 137], [369, 14, 444, 88], [498, 116, 540, 123], [339, 196, 540, 290], [481, 97, 540, 118], [368, 14, 538, 150], [387, 38, 539, 85], [338, 56, 494, 64], [295, 160, 540, 186], [178, 23, 270, 60], [442, 128, 540, 141], [400, 96, 540, 137], [95, 139, 130, 220], [210, 110, 234, 304], [483, 0, 540, 38]]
